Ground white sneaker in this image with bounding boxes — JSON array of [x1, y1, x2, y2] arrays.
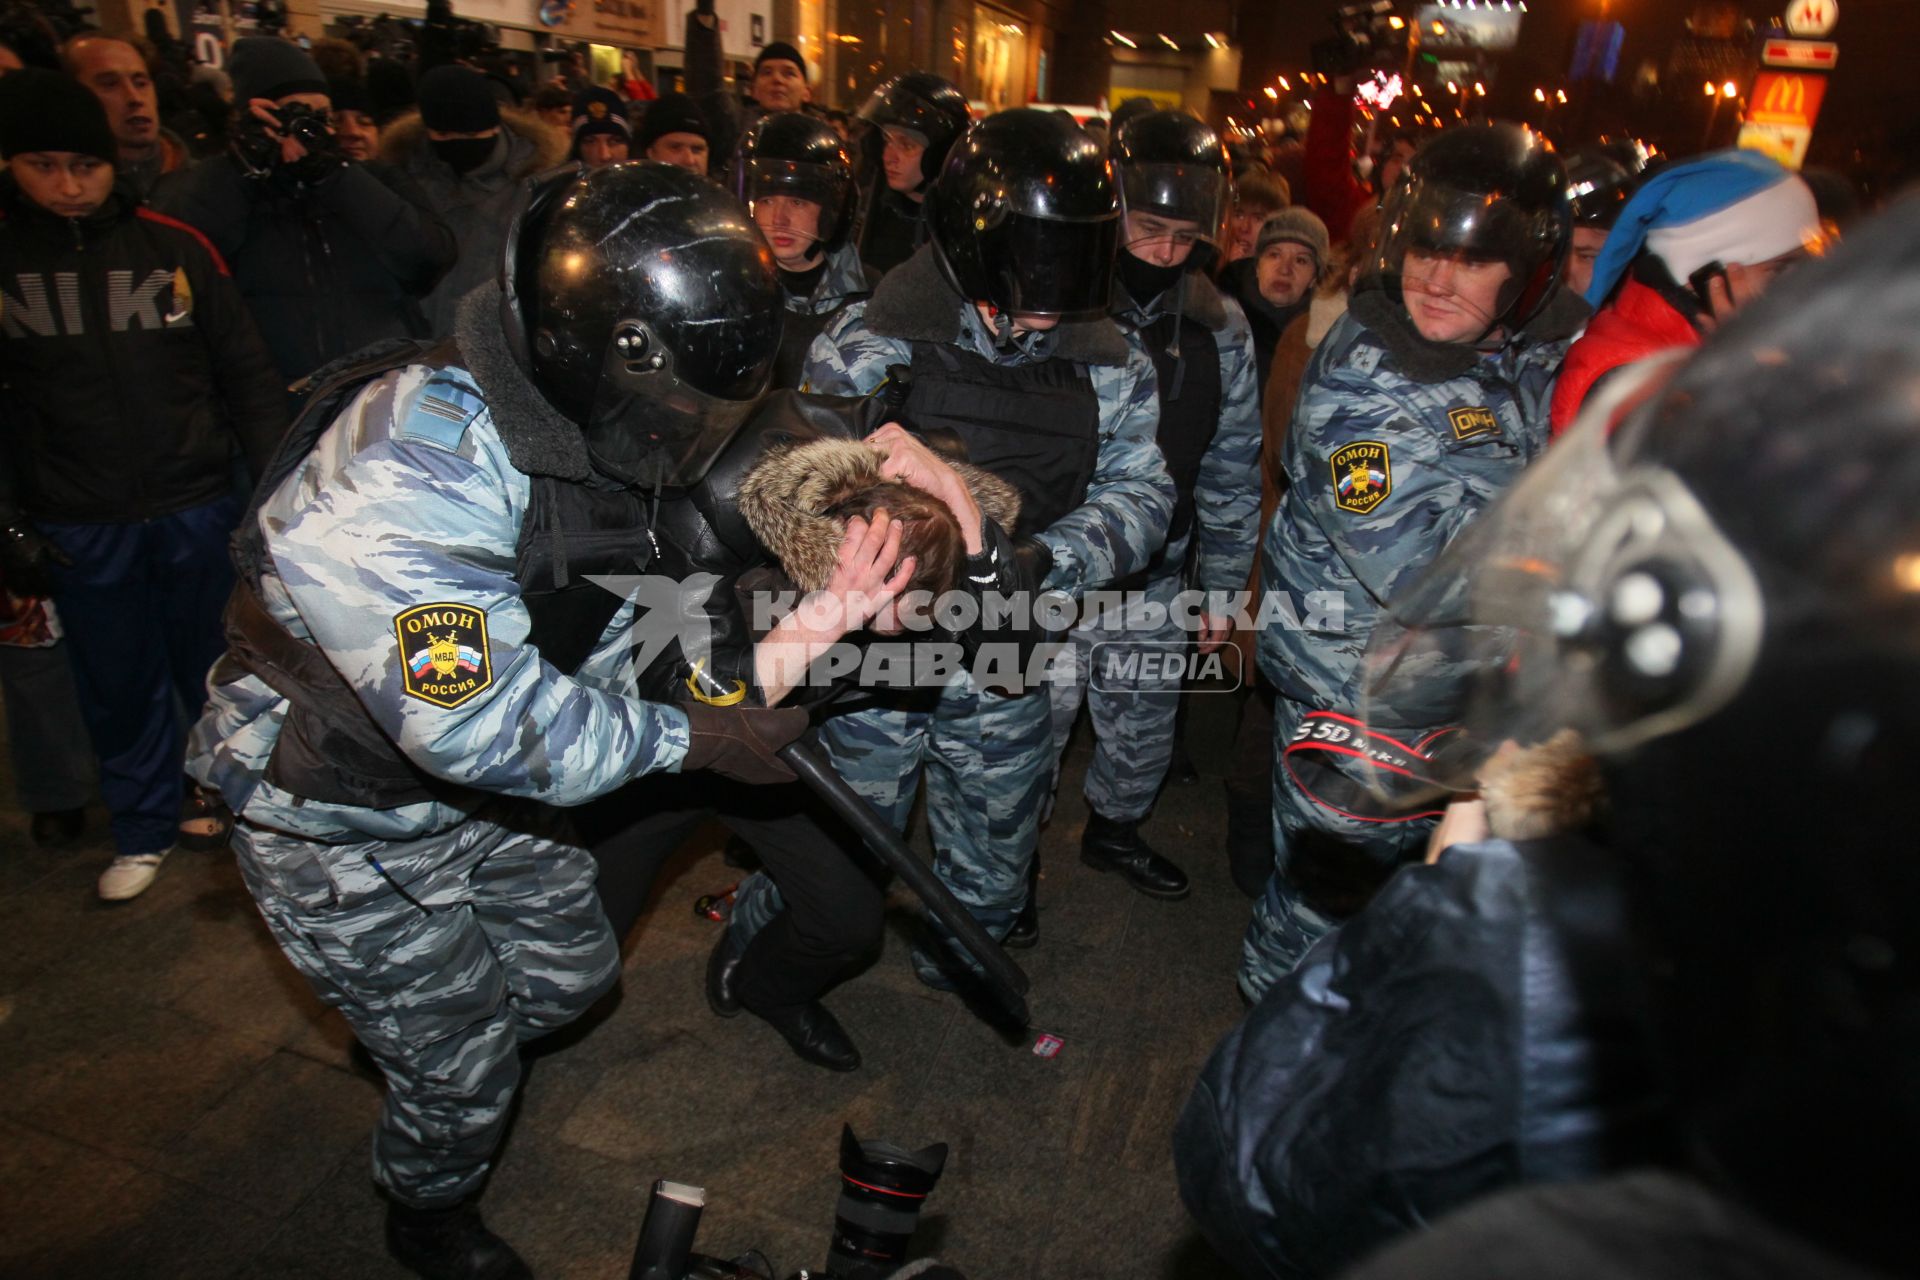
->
[[97, 849, 171, 901]]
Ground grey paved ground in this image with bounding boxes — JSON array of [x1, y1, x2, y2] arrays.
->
[[0, 695, 1251, 1280]]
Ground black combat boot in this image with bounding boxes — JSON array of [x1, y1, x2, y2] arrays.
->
[[385, 1198, 532, 1280], [1080, 812, 1190, 899]]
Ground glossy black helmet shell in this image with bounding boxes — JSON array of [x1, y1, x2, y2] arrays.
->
[[1367, 122, 1572, 334], [502, 161, 783, 487], [736, 111, 856, 252], [857, 72, 971, 187], [926, 107, 1120, 317], [1564, 147, 1636, 229], [1110, 109, 1231, 263]]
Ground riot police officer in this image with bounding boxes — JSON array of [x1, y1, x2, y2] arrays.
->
[[781, 108, 1174, 989], [1337, 191, 1920, 1280], [854, 72, 970, 276], [1561, 147, 1638, 299], [187, 163, 813, 1279], [1045, 110, 1262, 908], [735, 111, 876, 388], [1240, 123, 1585, 1003]]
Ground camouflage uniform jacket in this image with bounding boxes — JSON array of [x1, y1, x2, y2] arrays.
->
[[802, 265, 1174, 598], [787, 241, 874, 318], [188, 349, 691, 846], [1113, 273, 1263, 595], [1256, 288, 1582, 722]]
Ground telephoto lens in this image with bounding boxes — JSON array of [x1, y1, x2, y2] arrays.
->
[[820, 1124, 949, 1280]]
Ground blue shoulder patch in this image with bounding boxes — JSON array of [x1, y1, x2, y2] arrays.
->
[[394, 372, 486, 454]]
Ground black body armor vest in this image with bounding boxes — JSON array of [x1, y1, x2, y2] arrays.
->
[[223, 342, 656, 810], [899, 341, 1100, 539], [1137, 307, 1223, 545]]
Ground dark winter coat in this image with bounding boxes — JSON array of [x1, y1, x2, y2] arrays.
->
[[159, 153, 456, 386], [1175, 833, 1671, 1280], [379, 111, 568, 337], [0, 175, 288, 523]]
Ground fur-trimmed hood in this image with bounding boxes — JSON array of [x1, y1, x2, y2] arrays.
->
[[738, 437, 1021, 590], [377, 108, 569, 183], [1479, 729, 1605, 841]]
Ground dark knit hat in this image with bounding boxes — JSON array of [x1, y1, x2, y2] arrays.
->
[[754, 41, 807, 80], [229, 36, 327, 104], [0, 68, 117, 163], [366, 57, 416, 125], [417, 64, 501, 134], [1256, 206, 1331, 269], [572, 86, 632, 144], [636, 91, 708, 151], [327, 75, 373, 116]]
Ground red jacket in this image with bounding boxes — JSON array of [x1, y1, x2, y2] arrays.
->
[[1550, 278, 1700, 435], [1301, 87, 1375, 247]]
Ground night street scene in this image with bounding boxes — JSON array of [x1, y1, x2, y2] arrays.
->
[[1, 0, 1914, 1277]]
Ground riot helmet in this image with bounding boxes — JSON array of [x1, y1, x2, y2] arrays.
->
[[1564, 147, 1635, 229], [926, 108, 1120, 317], [735, 110, 856, 255], [856, 72, 970, 189], [1110, 109, 1231, 273], [1360, 193, 1920, 1278], [1365, 123, 1570, 341], [500, 162, 783, 488]]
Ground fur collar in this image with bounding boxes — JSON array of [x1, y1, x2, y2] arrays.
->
[[1480, 730, 1605, 840], [1349, 282, 1593, 382], [739, 437, 1022, 591], [1305, 293, 1347, 349], [452, 283, 594, 481], [864, 244, 1131, 367], [378, 109, 570, 181]]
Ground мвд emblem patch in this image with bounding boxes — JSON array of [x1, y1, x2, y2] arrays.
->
[[394, 603, 492, 708], [1331, 441, 1392, 515]]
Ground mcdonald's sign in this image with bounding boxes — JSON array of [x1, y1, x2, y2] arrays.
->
[[1748, 70, 1827, 127]]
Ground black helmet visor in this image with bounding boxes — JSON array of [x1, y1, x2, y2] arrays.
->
[[967, 211, 1120, 316], [1118, 161, 1228, 250]]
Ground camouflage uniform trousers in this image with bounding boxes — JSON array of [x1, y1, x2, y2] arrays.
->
[[734, 670, 1055, 987], [233, 802, 618, 1207], [1237, 697, 1437, 1003], [1045, 538, 1191, 823]]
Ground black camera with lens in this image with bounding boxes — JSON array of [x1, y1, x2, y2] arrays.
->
[[275, 100, 336, 153], [630, 1124, 953, 1280], [233, 100, 341, 180]]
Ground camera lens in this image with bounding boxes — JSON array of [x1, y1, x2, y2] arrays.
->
[[822, 1125, 947, 1280]]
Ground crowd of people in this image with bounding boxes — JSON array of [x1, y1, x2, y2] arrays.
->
[[1, 5, 1916, 1280]]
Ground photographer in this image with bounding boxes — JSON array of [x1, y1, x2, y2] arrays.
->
[[160, 37, 456, 390]]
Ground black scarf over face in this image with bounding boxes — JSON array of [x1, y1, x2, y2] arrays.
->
[[430, 135, 497, 175]]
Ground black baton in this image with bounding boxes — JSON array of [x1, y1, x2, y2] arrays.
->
[[779, 740, 1032, 1025]]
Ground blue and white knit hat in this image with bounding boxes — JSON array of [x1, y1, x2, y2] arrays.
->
[[1585, 149, 1821, 305]]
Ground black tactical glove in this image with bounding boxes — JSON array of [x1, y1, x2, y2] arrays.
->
[[680, 702, 810, 785], [0, 505, 72, 599]]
